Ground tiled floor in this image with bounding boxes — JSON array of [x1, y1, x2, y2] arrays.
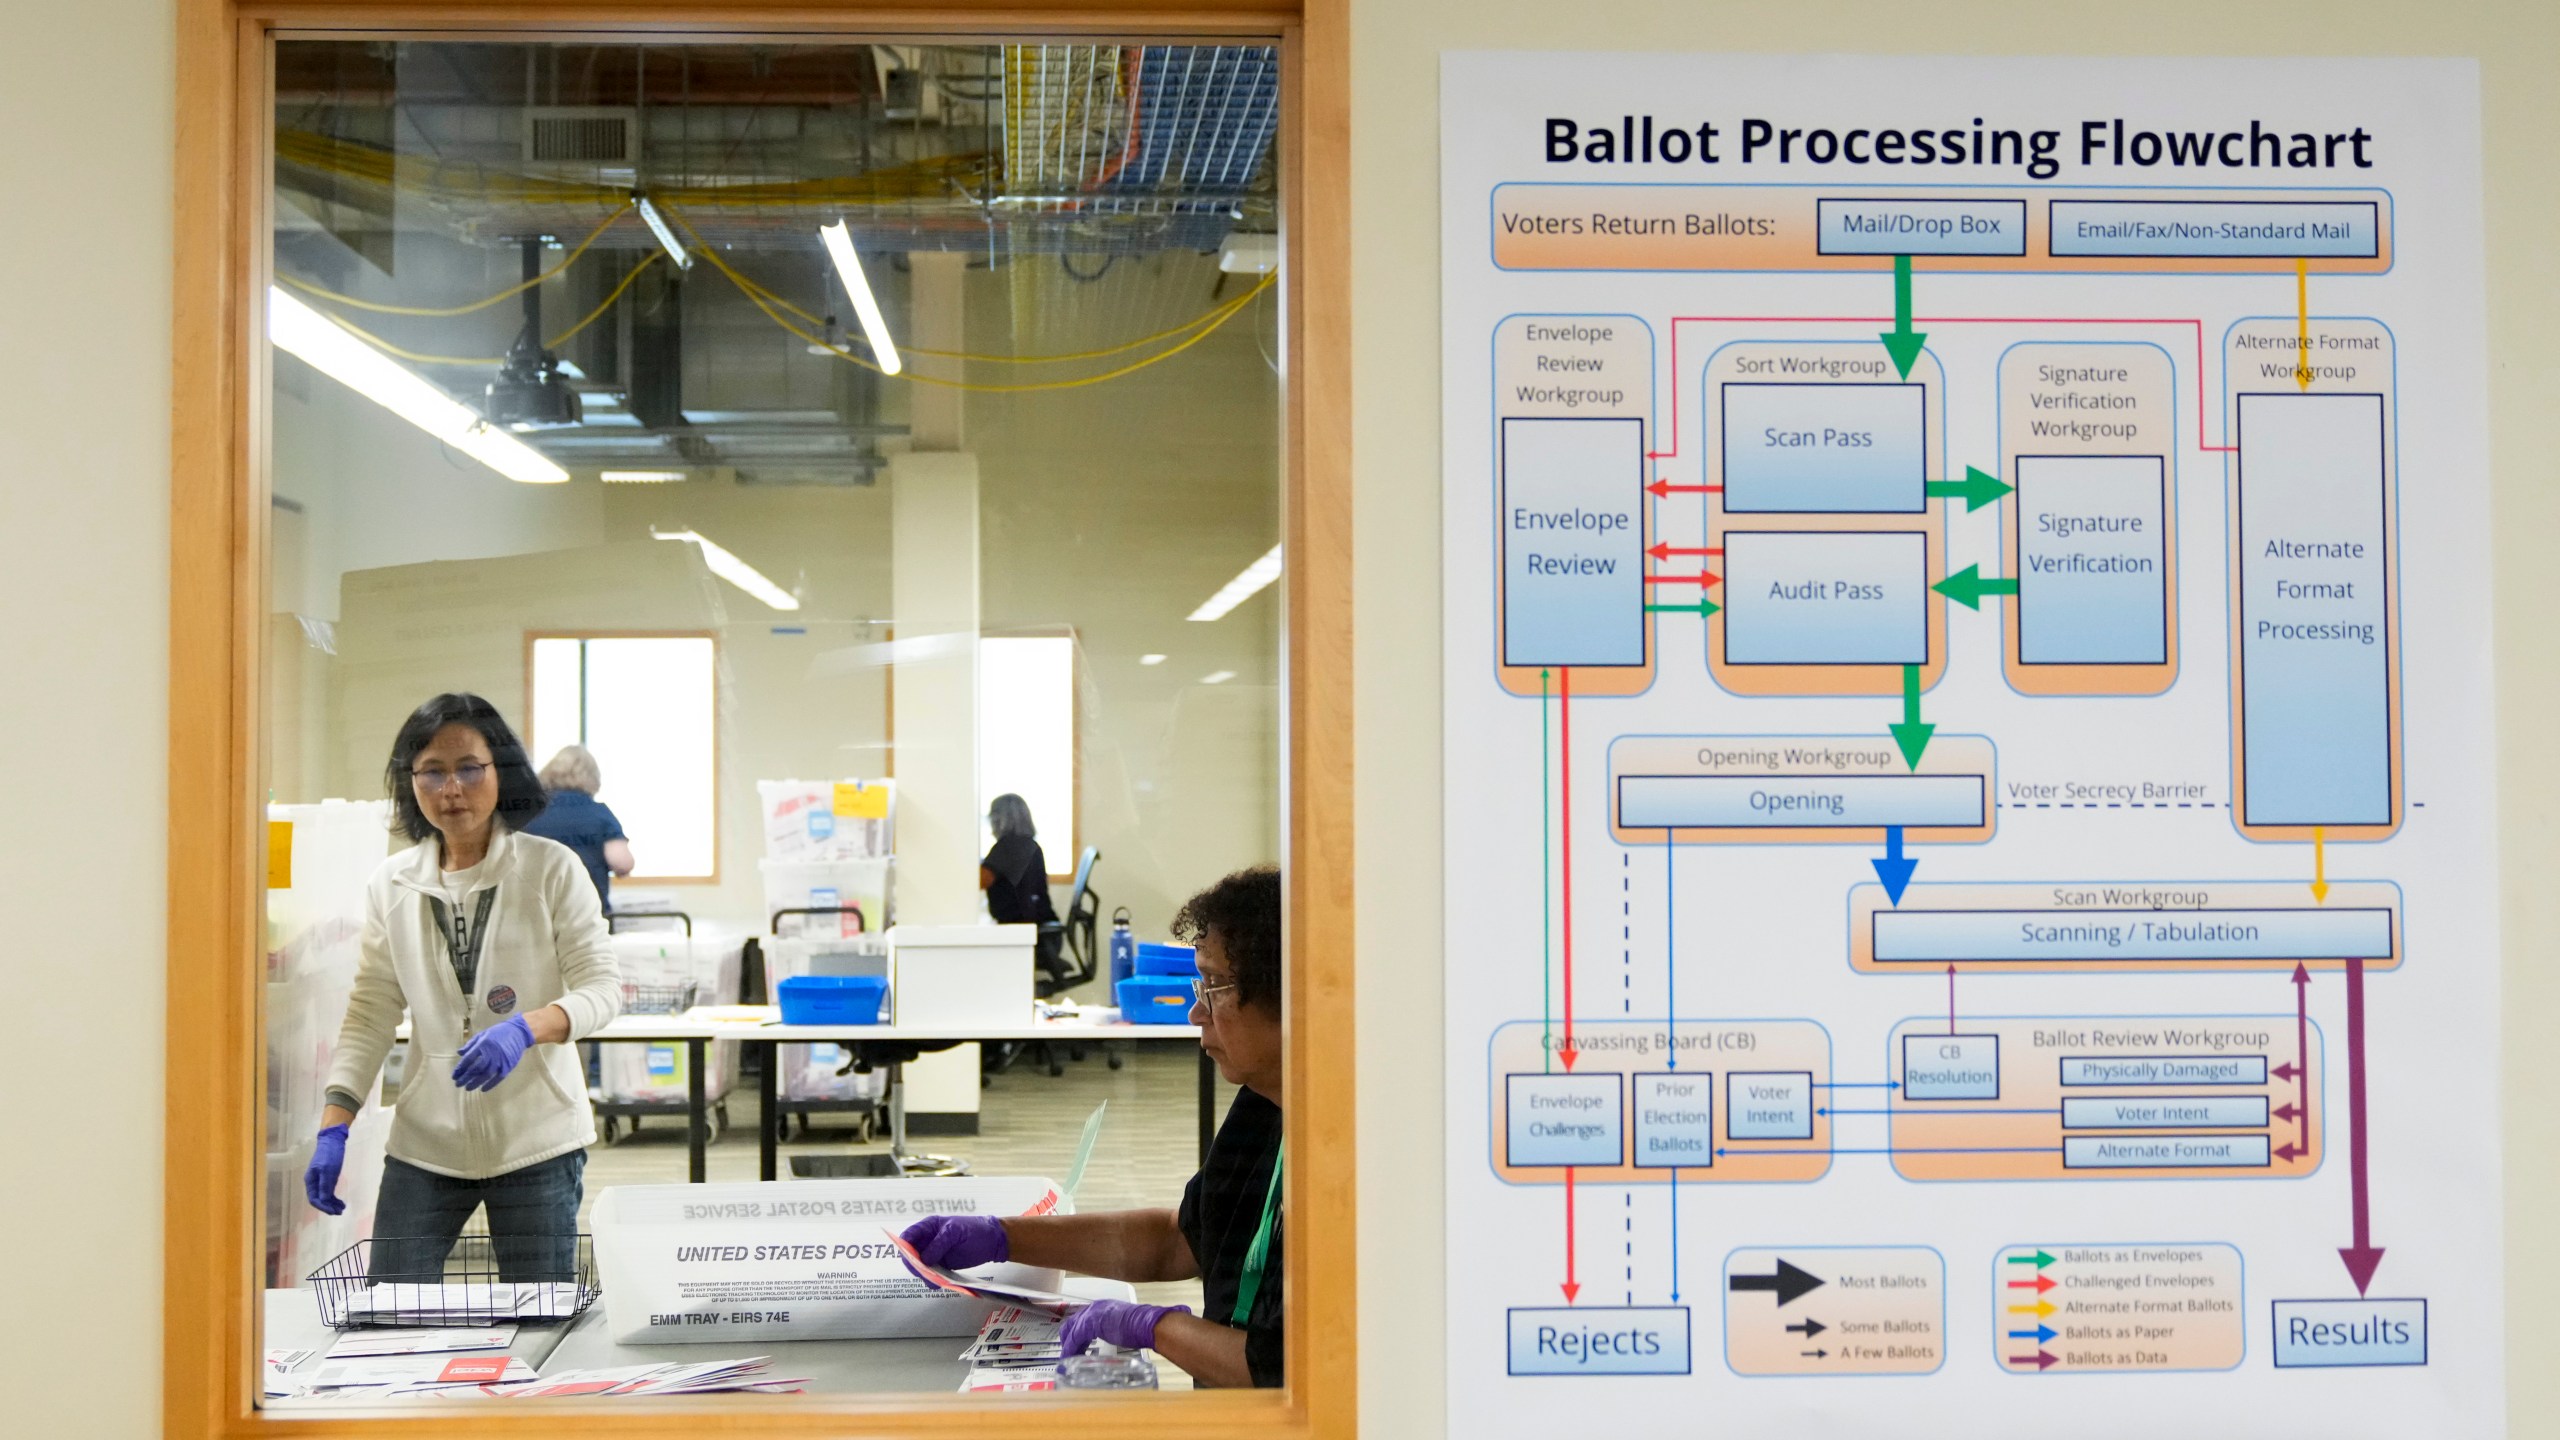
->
[[575, 1035, 1238, 1387]]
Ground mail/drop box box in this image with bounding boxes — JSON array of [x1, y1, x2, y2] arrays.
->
[[888, 924, 1036, 1026]]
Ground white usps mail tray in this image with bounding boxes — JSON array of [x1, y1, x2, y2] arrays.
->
[[593, 1175, 1069, 1343]]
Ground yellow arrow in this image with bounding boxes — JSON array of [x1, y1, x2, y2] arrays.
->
[[2294, 258, 2313, 391], [2311, 825, 2330, 904], [2007, 1300, 2057, 1318]]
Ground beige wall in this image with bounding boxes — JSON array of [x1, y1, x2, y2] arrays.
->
[[1352, 4, 2560, 1437], [5, 3, 2554, 1437]]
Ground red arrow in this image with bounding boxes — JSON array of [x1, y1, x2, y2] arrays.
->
[[2338, 955, 2385, 1294], [1642, 572, 1722, 588], [2005, 1274, 2056, 1293], [1647, 480, 1722, 497], [1647, 543, 1724, 561], [1557, 666, 1577, 1071], [1560, 1165, 1580, 1303]]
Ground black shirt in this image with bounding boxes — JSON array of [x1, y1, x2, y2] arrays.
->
[[1178, 1087, 1284, 1387], [980, 834, 1056, 926]]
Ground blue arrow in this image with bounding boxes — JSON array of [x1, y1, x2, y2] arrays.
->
[[1819, 1106, 2059, 1117], [1665, 829, 1677, 1069], [1871, 825, 1917, 906], [2009, 1324, 2060, 1344], [1669, 1167, 1681, 1302], [1811, 1081, 1901, 1090], [1718, 1145, 2062, 1157]]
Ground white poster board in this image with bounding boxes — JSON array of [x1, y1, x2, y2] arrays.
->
[[1440, 53, 2495, 1435]]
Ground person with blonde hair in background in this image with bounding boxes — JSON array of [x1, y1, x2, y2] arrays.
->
[[523, 743, 635, 910]]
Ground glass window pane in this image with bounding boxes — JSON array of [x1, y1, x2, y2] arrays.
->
[[581, 636, 717, 877], [979, 635, 1076, 865]]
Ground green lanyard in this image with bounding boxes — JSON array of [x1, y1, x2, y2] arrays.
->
[[1231, 1142, 1284, 1326]]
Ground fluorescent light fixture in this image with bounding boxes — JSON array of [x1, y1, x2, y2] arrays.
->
[[267, 286, 568, 484], [818, 220, 902, 375], [1138, 654, 1167, 666], [653, 528, 801, 611], [601, 469, 686, 483], [634, 196, 691, 270], [1201, 670, 1237, 685], [1186, 544, 1283, 622]]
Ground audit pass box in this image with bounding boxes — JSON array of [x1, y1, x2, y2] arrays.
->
[[888, 923, 1037, 1025]]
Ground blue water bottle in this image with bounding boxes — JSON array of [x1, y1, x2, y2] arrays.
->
[[1108, 907, 1137, 988]]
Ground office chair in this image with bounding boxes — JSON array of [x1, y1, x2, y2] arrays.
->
[[995, 846, 1112, 1077]]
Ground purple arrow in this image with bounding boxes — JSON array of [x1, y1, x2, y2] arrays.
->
[[2290, 962, 2312, 1149], [2007, 1350, 2059, 1371], [2338, 955, 2385, 1295]]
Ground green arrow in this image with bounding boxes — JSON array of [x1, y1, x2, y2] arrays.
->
[[1925, 466, 2013, 513], [1935, 564, 2019, 611], [1645, 599, 1722, 617], [2005, 1250, 2058, 1269], [1889, 662, 1935, 771], [1541, 668, 1553, 1074], [1880, 254, 1927, 379]]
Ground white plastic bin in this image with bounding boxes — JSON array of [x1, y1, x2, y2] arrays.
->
[[889, 924, 1037, 1026]]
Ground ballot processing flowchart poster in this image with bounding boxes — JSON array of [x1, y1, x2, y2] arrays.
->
[[1439, 54, 2498, 1436]]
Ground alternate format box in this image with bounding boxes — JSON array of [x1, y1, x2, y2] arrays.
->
[[1902, 1034, 1999, 1100], [2235, 391, 2392, 828], [1505, 1073, 1625, 1167], [1725, 1072, 1814, 1141], [2271, 1298, 2428, 1368], [1507, 1307, 1693, 1377], [1721, 384, 1925, 513], [2061, 1095, 2269, 1129], [1722, 531, 1930, 664], [1501, 416, 1646, 668], [1816, 198, 2026, 257], [2015, 455, 2168, 665], [2063, 1135, 2271, 1169], [1633, 1072, 1715, 1168], [1619, 774, 1986, 831], [2049, 199, 2380, 259], [1869, 906, 2395, 965]]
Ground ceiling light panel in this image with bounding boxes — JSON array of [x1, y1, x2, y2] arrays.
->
[[267, 286, 567, 484], [1186, 545, 1283, 622]]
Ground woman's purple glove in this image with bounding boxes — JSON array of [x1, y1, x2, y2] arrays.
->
[[1060, 1299, 1190, 1356], [452, 1015, 535, 1091], [898, 1214, 1010, 1277], [305, 1124, 349, 1215]]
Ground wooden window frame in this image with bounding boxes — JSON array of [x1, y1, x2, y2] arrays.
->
[[523, 629, 725, 887], [165, 5, 1353, 1436]]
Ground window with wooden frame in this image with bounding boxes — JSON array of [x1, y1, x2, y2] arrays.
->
[[168, 4, 1351, 1437]]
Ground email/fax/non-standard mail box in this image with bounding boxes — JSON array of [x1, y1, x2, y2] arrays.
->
[[887, 924, 1036, 1026]]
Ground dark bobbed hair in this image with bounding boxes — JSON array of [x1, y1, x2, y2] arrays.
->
[[1171, 865, 1281, 1012], [988, 792, 1037, 841], [384, 693, 550, 844]]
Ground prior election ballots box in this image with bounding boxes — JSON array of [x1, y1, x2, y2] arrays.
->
[[592, 1176, 1067, 1343], [888, 924, 1036, 1026]]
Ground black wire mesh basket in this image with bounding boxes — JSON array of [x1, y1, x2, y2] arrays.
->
[[621, 979, 700, 1015], [306, 1234, 600, 1328]]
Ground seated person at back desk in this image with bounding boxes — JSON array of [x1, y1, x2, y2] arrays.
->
[[979, 792, 1063, 984], [901, 866, 1285, 1388]]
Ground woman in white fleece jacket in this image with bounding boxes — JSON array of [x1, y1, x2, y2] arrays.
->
[[302, 693, 623, 1282]]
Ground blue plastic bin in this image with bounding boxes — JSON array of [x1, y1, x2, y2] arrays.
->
[[778, 974, 888, 1025], [1117, 976, 1198, 1024], [1134, 943, 1199, 977]]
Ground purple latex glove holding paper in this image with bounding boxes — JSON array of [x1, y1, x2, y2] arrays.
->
[[1060, 1299, 1190, 1356], [898, 1214, 1011, 1278]]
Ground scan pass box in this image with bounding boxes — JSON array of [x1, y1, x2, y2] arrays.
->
[[593, 1176, 1067, 1343]]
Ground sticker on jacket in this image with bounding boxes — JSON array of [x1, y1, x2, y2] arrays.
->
[[486, 984, 517, 1015]]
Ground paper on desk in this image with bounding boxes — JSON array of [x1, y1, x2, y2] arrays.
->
[[958, 1304, 1066, 1368], [343, 1281, 581, 1324], [325, 1325, 515, 1359], [884, 1228, 1082, 1312], [472, 1357, 803, 1398], [961, 1366, 1061, 1392], [308, 1354, 535, 1390], [685, 1005, 776, 1025]]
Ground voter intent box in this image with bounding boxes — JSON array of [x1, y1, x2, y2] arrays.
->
[[889, 924, 1037, 1026], [593, 1176, 1068, 1343]]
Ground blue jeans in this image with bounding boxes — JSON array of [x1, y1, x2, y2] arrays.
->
[[367, 1150, 585, 1284]]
